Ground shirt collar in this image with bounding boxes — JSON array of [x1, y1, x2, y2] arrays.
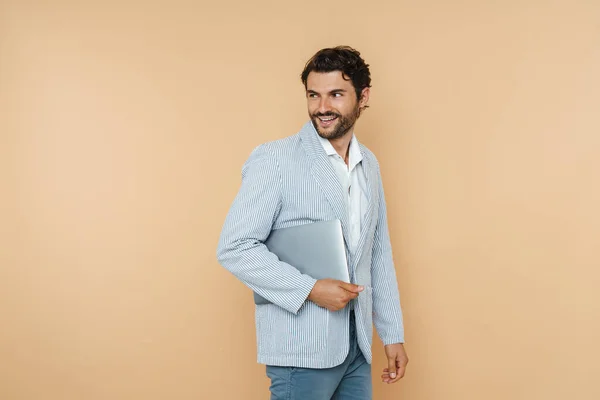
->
[[317, 131, 363, 170]]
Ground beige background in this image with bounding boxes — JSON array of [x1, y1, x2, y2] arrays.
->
[[1, 1, 599, 399]]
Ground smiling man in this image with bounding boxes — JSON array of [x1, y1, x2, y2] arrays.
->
[[217, 46, 408, 399]]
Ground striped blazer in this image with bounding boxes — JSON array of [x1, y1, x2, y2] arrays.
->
[[217, 121, 404, 368]]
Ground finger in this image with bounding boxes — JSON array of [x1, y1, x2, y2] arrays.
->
[[387, 362, 405, 384], [347, 291, 359, 300], [396, 365, 406, 379], [387, 356, 397, 380], [340, 293, 358, 305], [339, 282, 364, 293], [387, 372, 403, 383], [395, 357, 408, 378]]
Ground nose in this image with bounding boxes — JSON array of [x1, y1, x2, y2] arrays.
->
[[318, 97, 332, 114]]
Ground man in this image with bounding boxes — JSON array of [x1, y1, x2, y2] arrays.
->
[[217, 46, 408, 399]]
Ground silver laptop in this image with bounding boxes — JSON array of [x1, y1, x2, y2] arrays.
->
[[253, 219, 350, 305]]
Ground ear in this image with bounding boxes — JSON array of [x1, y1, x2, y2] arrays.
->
[[359, 87, 370, 108]]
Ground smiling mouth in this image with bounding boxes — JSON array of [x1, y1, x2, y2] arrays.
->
[[317, 115, 338, 125]]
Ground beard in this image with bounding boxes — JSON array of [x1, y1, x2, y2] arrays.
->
[[311, 105, 360, 140]]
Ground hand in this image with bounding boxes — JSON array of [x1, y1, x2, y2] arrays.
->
[[307, 279, 364, 311], [381, 343, 408, 384]]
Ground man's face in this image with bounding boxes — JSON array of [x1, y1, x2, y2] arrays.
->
[[306, 71, 369, 140]]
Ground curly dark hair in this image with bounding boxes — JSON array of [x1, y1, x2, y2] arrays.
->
[[300, 46, 372, 101]]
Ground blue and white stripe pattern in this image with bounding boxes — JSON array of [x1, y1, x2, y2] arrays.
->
[[217, 121, 404, 368]]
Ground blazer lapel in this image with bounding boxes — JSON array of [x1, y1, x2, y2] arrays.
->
[[352, 148, 377, 268], [299, 122, 352, 248]]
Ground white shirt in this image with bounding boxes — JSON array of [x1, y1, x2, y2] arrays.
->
[[317, 133, 369, 255]]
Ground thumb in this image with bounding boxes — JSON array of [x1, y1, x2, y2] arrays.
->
[[339, 282, 364, 293], [388, 355, 397, 379]]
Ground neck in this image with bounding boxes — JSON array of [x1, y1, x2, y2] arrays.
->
[[328, 131, 353, 165]]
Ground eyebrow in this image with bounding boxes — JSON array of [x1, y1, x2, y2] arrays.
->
[[306, 89, 348, 95]]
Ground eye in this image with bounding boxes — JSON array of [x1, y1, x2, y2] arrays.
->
[[333, 93, 343, 97]]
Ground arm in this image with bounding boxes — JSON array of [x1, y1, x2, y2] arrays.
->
[[216, 144, 317, 314], [371, 165, 405, 345], [371, 165, 409, 383]]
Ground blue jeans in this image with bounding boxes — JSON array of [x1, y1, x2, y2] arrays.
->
[[265, 311, 372, 400]]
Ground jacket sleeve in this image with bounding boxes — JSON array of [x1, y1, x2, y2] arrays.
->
[[371, 164, 405, 344], [216, 144, 317, 314]]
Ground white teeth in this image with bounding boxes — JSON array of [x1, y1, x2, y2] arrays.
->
[[320, 117, 336, 121]]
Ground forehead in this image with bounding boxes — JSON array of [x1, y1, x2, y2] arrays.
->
[[306, 71, 354, 92]]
